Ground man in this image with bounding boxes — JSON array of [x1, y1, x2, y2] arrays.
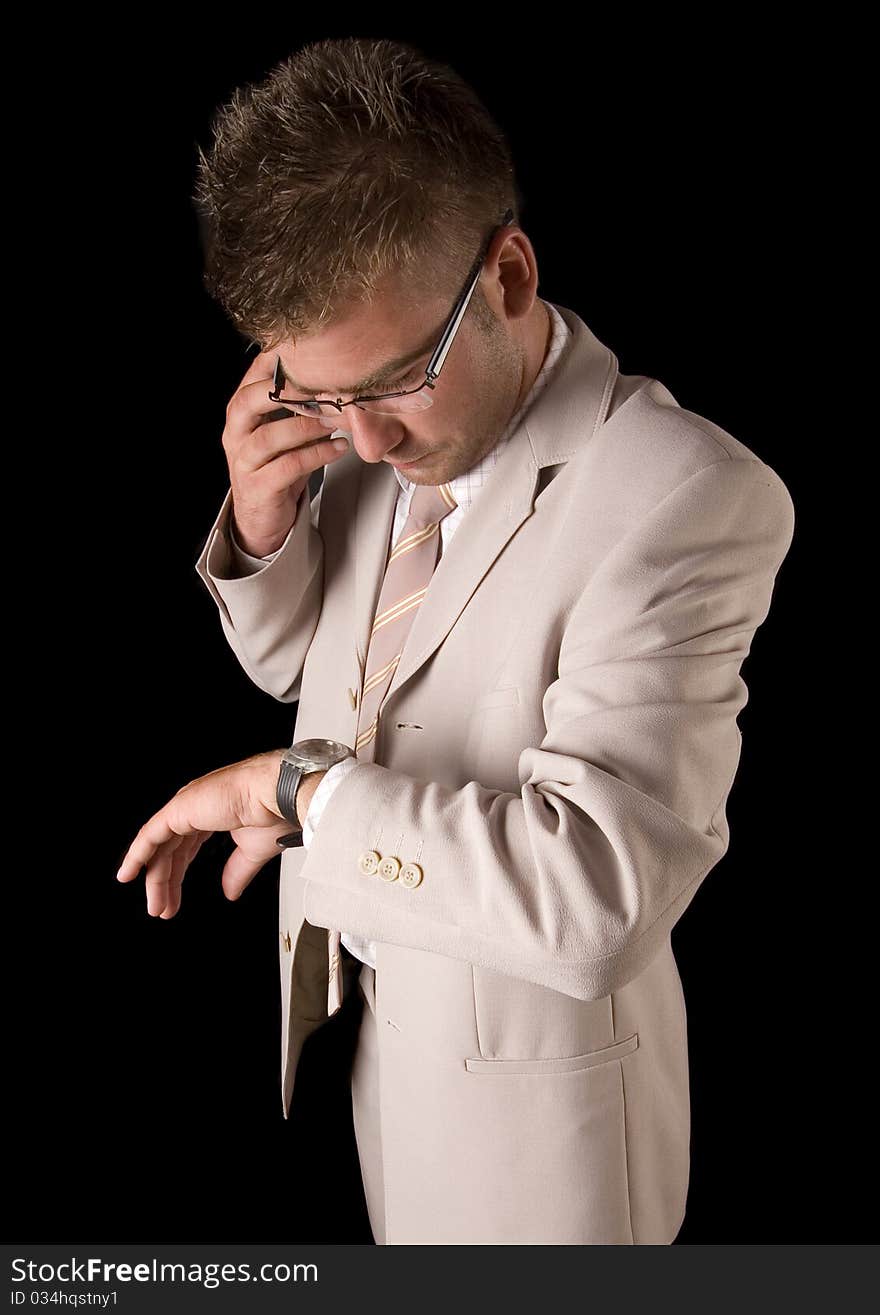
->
[[117, 37, 796, 1244]]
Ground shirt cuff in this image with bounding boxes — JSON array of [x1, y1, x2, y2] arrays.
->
[[302, 755, 360, 848]]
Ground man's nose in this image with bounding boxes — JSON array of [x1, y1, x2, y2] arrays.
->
[[333, 408, 406, 463]]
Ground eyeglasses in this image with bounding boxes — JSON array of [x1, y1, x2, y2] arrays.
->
[[267, 207, 515, 425]]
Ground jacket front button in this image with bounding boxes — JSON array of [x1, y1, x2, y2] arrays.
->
[[400, 863, 423, 889], [347, 687, 357, 709], [358, 850, 380, 876], [281, 930, 292, 952], [378, 856, 401, 882]]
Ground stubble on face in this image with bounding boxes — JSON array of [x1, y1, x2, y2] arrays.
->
[[402, 320, 525, 487]]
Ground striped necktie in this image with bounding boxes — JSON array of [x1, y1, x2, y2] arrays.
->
[[326, 479, 458, 1013]]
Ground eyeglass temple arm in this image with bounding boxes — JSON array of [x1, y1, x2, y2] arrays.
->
[[271, 354, 285, 398], [426, 207, 515, 381]]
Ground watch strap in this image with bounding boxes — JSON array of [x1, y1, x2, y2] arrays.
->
[[276, 831, 304, 848], [276, 758, 302, 822], [275, 759, 304, 846]]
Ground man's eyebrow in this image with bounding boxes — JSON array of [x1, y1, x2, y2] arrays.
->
[[281, 327, 440, 396]]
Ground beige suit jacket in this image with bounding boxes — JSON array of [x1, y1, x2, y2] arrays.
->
[[194, 301, 796, 1243]]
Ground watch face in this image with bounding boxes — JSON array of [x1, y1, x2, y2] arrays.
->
[[282, 738, 353, 771]]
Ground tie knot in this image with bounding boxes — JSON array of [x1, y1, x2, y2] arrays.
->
[[408, 481, 457, 529]]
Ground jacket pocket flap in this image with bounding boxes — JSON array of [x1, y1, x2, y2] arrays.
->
[[464, 1031, 638, 1075]]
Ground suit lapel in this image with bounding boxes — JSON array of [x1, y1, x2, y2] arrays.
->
[[352, 302, 619, 711]]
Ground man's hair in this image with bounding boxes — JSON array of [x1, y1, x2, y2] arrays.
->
[[191, 36, 525, 353]]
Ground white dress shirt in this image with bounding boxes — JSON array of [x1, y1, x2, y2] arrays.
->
[[228, 299, 572, 968]]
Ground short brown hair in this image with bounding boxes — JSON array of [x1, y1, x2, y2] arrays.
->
[[191, 36, 525, 353]]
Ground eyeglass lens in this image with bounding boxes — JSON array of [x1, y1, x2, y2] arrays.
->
[[280, 387, 433, 424]]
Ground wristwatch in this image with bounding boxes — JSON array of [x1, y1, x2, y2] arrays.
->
[[275, 738, 356, 848]]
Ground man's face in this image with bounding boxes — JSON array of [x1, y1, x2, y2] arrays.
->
[[273, 272, 527, 487]]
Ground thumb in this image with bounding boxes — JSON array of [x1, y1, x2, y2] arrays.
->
[[220, 844, 274, 902]]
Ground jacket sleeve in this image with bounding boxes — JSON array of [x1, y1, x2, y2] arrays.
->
[[297, 457, 796, 1000], [227, 519, 283, 574], [193, 480, 324, 703]]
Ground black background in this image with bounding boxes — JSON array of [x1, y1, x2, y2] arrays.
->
[[15, 21, 863, 1244]]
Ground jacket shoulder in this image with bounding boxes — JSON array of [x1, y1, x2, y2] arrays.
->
[[595, 373, 794, 525]]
